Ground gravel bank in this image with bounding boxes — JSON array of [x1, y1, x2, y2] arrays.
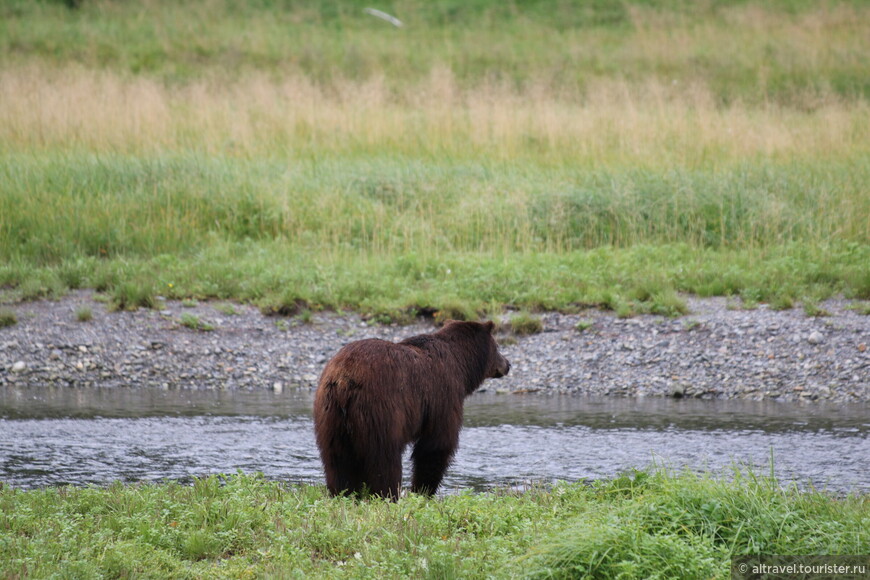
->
[[1, 293, 868, 402]]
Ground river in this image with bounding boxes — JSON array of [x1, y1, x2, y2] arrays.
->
[[1, 386, 867, 493]]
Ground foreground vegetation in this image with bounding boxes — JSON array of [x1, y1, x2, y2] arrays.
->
[[1, 0, 869, 317], [1, 469, 867, 578]]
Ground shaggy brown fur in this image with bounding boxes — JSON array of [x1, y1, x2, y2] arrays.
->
[[313, 320, 510, 499]]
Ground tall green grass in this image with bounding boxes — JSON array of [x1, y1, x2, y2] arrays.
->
[[2, 154, 868, 314], [1, 470, 867, 578], [525, 468, 870, 578], [4, 154, 869, 261]]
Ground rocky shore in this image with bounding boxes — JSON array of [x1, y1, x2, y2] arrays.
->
[[1, 293, 868, 402]]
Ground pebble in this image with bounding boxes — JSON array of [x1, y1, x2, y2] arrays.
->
[[0, 293, 868, 403], [807, 331, 824, 345]]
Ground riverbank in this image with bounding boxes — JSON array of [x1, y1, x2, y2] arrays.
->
[[1, 293, 867, 402]]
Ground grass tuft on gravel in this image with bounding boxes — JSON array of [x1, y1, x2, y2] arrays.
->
[[0, 308, 17, 328]]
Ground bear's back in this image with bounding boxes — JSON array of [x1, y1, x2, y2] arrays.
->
[[319, 337, 442, 391]]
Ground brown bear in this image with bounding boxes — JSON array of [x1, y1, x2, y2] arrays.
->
[[313, 320, 510, 499]]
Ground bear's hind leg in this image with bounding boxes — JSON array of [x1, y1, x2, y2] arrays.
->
[[410, 438, 457, 496], [317, 425, 368, 497], [361, 447, 403, 500], [325, 457, 366, 497]]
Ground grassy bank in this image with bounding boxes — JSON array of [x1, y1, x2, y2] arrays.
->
[[2, 153, 869, 317], [1, 469, 867, 578], [1, 0, 869, 316]]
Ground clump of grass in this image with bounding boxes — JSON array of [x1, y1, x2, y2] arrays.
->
[[771, 294, 796, 311], [110, 282, 157, 311], [803, 301, 831, 317], [508, 312, 544, 335], [74, 306, 92, 322], [628, 284, 690, 318], [258, 295, 310, 318], [0, 308, 17, 328], [850, 302, 870, 315], [433, 302, 477, 326], [643, 291, 690, 318], [295, 308, 313, 325], [179, 313, 214, 332], [616, 301, 636, 319], [214, 303, 238, 316], [574, 319, 594, 333], [15, 274, 66, 301]]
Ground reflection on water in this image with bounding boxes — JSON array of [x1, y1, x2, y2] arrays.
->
[[0, 386, 868, 492]]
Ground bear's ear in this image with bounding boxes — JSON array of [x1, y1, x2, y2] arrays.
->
[[484, 320, 495, 333]]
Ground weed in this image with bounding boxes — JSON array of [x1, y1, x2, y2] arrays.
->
[[75, 306, 93, 322], [295, 309, 313, 325], [574, 319, 594, 333], [638, 290, 690, 318], [771, 294, 796, 311], [433, 302, 477, 326], [0, 308, 16, 328], [110, 282, 156, 312], [179, 313, 214, 332], [803, 301, 831, 317], [616, 302, 636, 319], [258, 296, 310, 318], [508, 312, 544, 335], [214, 303, 238, 316]]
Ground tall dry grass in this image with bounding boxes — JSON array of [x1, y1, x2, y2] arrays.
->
[[1, 66, 867, 166]]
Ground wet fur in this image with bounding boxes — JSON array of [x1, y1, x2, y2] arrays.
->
[[313, 320, 510, 499]]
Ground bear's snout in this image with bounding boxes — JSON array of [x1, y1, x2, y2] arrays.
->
[[492, 357, 510, 379]]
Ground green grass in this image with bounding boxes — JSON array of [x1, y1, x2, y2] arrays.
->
[[1, 154, 868, 317], [75, 305, 93, 322], [0, 308, 16, 328], [2, 237, 869, 319], [179, 312, 215, 332], [507, 312, 545, 336], [0, 469, 866, 579]]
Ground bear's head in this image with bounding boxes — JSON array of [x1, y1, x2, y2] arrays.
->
[[441, 320, 510, 381], [481, 320, 511, 379]]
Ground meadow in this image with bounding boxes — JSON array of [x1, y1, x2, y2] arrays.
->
[[2, 469, 868, 578], [1, 0, 869, 318]]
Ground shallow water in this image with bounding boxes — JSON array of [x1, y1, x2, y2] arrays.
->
[[0, 386, 867, 492]]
